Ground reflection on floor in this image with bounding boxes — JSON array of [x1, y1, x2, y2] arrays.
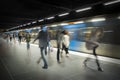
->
[[0, 42, 120, 80]]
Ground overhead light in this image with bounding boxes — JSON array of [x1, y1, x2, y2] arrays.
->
[[38, 19, 44, 22], [74, 21, 84, 24], [27, 23, 31, 25], [47, 16, 55, 20], [58, 13, 69, 17], [51, 25, 58, 27], [90, 18, 106, 22], [60, 23, 69, 26], [32, 21, 37, 24], [76, 7, 92, 12], [104, 0, 120, 6], [23, 24, 26, 26], [33, 27, 36, 29], [20, 25, 22, 27]]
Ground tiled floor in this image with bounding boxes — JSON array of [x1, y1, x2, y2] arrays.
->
[[0, 42, 120, 80]]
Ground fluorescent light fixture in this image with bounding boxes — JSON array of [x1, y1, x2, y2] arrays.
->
[[27, 23, 31, 25], [32, 27, 36, 29], [74, 21, 84, 24], [47, 16, 55, 20], [23, 24, 26, 26], [76, 7, 92, 12], [51, 25, 58, 27], [90, 18, 106, 22], [58, 13, 69, 17], [32, 21, 37, 24], [60, 23, 69, 26], [20, 25, 22, 27], [104, 0, 120, 6], [38, 19, 44, 22]]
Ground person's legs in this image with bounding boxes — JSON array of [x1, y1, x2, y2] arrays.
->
[[19, 37, 21, 44], [57, 43, 60, 62], [65, 47, 69, 57], [65, 47, 69, 54], [40, 47, 48, 69], [61, 44, 64, 53], [45, 46, 47, 55], [10, 37, 12, 42], [27, 42, 30, 50], [93, 46, 103, 71], [61, 44, 65, 57]]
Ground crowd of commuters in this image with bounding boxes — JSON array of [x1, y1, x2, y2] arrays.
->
[[0, 27, 104, 71]]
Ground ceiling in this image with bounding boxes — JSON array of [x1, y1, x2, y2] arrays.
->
[[0, 0, 120, 31]]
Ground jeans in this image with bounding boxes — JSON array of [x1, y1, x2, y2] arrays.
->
[[62, 44, 69, 54], [93, 46, 101, 69], [57, 43, 60, 61], [27, 42, 30, 49], [40, 47, 48, 67]]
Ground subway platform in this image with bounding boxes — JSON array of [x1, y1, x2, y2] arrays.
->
[[0, 41, 120, 80]]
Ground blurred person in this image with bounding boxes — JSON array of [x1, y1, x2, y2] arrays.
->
[[9, 34, 12, 42], [13, 32, 16, 44], [25, 32, 31, 50], [83, 28, 104, 72], [61, 30, 70, 57], [33, 26, 49, 69], [56, 30, 64, 63], [18, 32, 23, 44]]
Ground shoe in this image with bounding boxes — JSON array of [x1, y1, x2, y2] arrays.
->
[[66, 54, 69, 57], [45, 53, 47, 55], [42, 66, 48, 69], [98, 67, 103, 72]]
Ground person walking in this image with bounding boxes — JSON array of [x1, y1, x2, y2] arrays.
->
[[33, 26, 49, 69], [56, 30, 64, 63], [13, 32, 16, 44], [18, 32, 23, 44], [83, 28, 104, 71], [25, 32, 31, 50], [61, 30, 70, 57]]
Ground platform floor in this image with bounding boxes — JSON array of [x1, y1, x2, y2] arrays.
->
[[0, 42, 120, 80]]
